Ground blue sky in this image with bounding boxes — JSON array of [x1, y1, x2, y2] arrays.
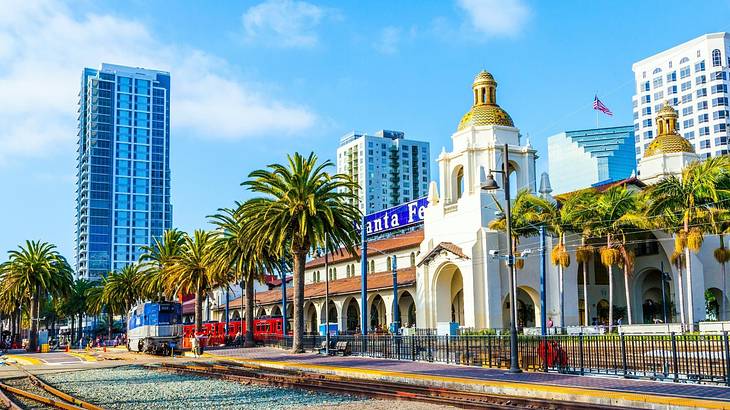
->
[[1, 0, 729, 260]]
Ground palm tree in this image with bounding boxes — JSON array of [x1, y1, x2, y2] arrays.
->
[[60, 279, 93, 345], [646, 156, 730, 326], [0, 241, 73, 351], [576, 186, 639, 330], [239, 152, 360, 353], [707, 208, 730, 321], [104, 264, 142, 323], [560, 191, 597, 326], [162, 230, 228, 333], [138, 229, 186, 301], [210, 206, 283, 347]]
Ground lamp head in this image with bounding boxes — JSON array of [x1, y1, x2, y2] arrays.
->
[[481, 173, 500, 191]]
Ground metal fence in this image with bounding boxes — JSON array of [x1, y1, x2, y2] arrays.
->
[[276, 332, 730, 385]]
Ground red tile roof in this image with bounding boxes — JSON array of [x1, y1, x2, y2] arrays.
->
[[417, 242, 469, 267], [305, 229, 423, 269], [218, 267, 416, 310]]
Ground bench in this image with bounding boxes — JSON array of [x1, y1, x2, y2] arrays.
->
[[335, 341, 351, 356]]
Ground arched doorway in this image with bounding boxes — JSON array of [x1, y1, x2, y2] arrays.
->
[[256, 307, 267, 318], [271, 305, 281, 317], [706, 288, 723, 321], [304, 303, 317, 334], [370, 295, 387, 331], [638, 268, 671, 323], [398, 291, 416, 327], [502, 287, 537, 329], [345, 298, 360, 333], [320, 300, 337, 325], [434, 264, 464, 326], [596, 299, 609, 326], [231, 311, 240, 321]]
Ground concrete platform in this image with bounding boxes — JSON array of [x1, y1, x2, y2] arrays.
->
[[205, 347, 730, 409]]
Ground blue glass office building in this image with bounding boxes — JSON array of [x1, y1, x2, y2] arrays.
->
[[75, 64, 171, 280], [547, 126, 637, 195]]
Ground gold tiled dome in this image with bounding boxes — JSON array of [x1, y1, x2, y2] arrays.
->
[[643, 102, 695, 158], [457, 70, 514, 131], [458, 105, 514, 129]]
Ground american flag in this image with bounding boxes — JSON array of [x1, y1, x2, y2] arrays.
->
[[593, 95, 613, 116]]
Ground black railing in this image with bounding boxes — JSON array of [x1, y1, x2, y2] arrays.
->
[[276, 332, 730, 385]]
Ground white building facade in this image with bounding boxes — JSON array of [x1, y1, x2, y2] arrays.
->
[[632, 32, 730, 162], [337, 130, 430, 215]]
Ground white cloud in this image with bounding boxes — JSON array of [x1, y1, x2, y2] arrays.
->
[[456, 0, 531, 37], [242, 0, 326, 48], [374, 27, 402, 55], [0, 0, 316, 165]]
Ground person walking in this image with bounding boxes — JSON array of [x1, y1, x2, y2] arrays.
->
[[191, 335, 199, 358]]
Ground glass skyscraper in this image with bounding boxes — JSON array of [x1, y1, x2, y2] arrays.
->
[[75, 64, 171, 280]]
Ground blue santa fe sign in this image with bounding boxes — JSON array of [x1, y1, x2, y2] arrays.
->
[[363, 197, 428, 237]]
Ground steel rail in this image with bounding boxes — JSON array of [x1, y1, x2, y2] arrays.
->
[[5, 363, 105, 410]]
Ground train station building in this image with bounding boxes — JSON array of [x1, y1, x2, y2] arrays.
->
[[216, 72, 729, 333]]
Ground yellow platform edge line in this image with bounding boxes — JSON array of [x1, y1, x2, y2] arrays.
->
[[66, 352, 97, 362], [211, 354, 729, 410], [3, 354, 43, 366]]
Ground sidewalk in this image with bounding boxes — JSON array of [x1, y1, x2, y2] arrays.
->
[[206, 347, 730, 409]]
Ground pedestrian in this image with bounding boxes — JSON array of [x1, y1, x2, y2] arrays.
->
[[191, 335, 200, 358]]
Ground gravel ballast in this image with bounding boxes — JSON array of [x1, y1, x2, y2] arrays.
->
[[41, 365, 367, 409]]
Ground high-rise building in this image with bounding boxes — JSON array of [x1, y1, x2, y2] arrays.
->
[[75, 64, 172, 280], [547, 126, 636, 195], [632, 32, 730, 161], [337, 130, 430, 215]]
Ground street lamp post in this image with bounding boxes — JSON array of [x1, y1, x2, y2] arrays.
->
[[660, 262, 672, 324], [281, 256, 287, 337], [482, 143, 521, 374], [392, 255, 399, 331], [324, 233, 331, 355]]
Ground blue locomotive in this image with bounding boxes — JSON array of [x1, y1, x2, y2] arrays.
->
[[127, 301, 183, 354]]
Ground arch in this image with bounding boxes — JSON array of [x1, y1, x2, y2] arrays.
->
[[344, 297, 360, 333], [507, 160, 520, 198], [410, 252, 416, 268], [231, 310, 241, 321], [369, 294, 387, 331], [712, 49, 722, 67], [346, 265, 351, 277], [680, 57, 689, 64], [706, 287, 723, 321], [653, 67, 662, 74], [433, 263, 464, 325], [455, 166, 465, 199], [255, 306, 267, 318], [320, 300, 338, 325], [502, 286, 538, 329], [369, 259, 375, 274], [386, 256, 392, 271], [304, 302, 318, 334], [634, 268, 671, 324], [398, 290, 416, 327], [270, 305, 281, 317]]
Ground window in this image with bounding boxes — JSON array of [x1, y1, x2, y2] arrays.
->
[[681, 94, 692, 104], [666, 71, 676, 82], [715, 136, 728, 145], [641, 94, 651, 104], [653, 77, 663, 88], [633, 111, 639, 120], [680, 57, 689, 64], [117, 77, 132, 93], [642, 119, 652, 127], [697, 88, 707, 97], [698, 113, 709, 123], [643, 81, 650, 91], [654, 91, 664, 100], [712, 49, 722, 67], [684, 131, 695, 140], [680, 81, 692, 92], [696, 75, 706, 85], [410, 252, 416, 267], [643, 130, 653, 139], [699, 127, 710, 136], [682, 106, 694, 116], [698, 101, 708, 110], [714, 110, 729, 120], [641, 107, 651, 116], [695, 61, 705, 72], [712, 84, 728, 94], [369, 259, 374, 274], [683, 119, 694, 129], [680, 66, 691, 78], [386, 256, 391, 271], [713, 97, 729, 107], [700, 140, 711, 149], [713, 71, 728, 81], [714, 124, 728, 133], [653, 67, 662, 74]]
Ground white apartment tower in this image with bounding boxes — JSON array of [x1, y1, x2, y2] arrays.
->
[[632, 32, 730, 161], [337, 130, 430, 215]]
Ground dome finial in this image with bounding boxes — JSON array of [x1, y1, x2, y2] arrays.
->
[[458, 70, 514, 130], [643, 101, 694, 158]]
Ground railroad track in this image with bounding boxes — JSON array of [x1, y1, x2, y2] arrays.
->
[[152, 361, 617, 409], [0, 364, 104, 410]]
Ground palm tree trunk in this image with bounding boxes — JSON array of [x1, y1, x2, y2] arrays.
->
[[194, 289, 202, 333], [582, 236, 589, 327], [70, 316, 75, 346], [677, 262, 686, 326], [684, 219, 695, 329], [78, 313, 83, 344], [559, 235, 565, 329], [723, 261, 727, 322], [292, 249, 307, 353], [107, 307, 113, 340], [607, 235, 614, 332], [624, 269, 632, 325], [244, 276, 255, 347], [29, 284, 40, 352]]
